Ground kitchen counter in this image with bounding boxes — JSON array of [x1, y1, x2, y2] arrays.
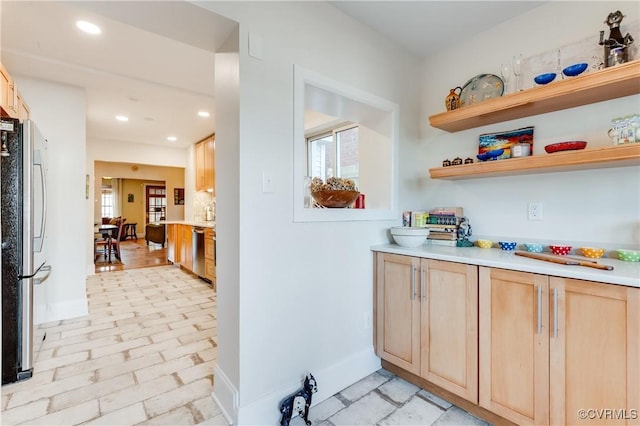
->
[[371, 244, 640, 288], [159, 220, 215, 229]]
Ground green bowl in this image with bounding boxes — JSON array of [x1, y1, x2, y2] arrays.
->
[[617, 249, 640, 262]]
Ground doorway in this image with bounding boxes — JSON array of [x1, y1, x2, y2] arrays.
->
[[145, 185, 166, 224]]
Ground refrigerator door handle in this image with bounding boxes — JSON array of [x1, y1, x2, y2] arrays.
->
[[34, 159, 47, 250], [34, 265, 52, 285]]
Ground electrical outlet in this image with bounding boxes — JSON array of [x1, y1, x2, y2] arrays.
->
[[364, 311, 372, 329], [528, 202, 543, 221]]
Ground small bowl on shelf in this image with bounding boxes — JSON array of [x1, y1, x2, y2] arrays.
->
[[534, 72, 556, 85], [549, 245, 572, 256], [562, 63, 588, 77], [476, 239, 493, 249], [498, 241, 517, 251], [616, 249, 640, 262], [544, 141, 587, 153], [477, 149, 504, 162], [390, 227, 429, 248], [524, 243, 544, 253], [579, 247, 605, 259]]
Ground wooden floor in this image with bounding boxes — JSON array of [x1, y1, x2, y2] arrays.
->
[[94, 238, 170, 273]]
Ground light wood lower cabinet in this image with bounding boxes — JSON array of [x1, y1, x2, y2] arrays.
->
[[166, 224, 177, 263], [204, 228, 216, 289], [180, 225, 193, 271], [549, 277, 640, 426], [375, 253, 478, 402], [479, 267, 640, 426], [479, 267, 549, 425]]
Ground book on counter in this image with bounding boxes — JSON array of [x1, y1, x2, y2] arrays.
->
[[429, 207, 464, 216], [427, 239, 458, 247], [427, 232, 457, 240]]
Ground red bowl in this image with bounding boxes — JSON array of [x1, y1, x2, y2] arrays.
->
[[549, 245, 572, 256], [544, 141, 587, 153]]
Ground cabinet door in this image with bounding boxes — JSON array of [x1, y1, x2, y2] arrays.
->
[[195, 141, 205, 191], [204, 136, 215, 193], [550, 278, 640, 425], [1, 63, 17, 118], [17, 92, 30, 121], [375, 253, 421, 375], [421, 259, 478, 403], [166, 224, 176, 263], [479, 267, 549, 425], [180, 225, 193, 270]]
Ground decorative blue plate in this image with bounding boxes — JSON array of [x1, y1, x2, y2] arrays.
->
[[534, 73, 556, 85]]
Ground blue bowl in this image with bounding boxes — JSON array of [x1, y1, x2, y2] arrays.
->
[[499, 241, 517, 251], [487, 149, 504, 159], [524, 243, 544, 253], [534, 73, 556, 85], [562, 63, 588, 77]]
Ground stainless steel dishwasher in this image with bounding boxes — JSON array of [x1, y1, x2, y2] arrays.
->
[[192, 227, 206, 279]]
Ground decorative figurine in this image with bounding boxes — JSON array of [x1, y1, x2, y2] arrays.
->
[[599, 10, 634, 67], [456, 217, 475, 247], [445, 87, 462, 111], [452, 157, 463, 166], [442, 159, 451, 167], [279, 373, 317, 426], [464, 157, 474, 164]]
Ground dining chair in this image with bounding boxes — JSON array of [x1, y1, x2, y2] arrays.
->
[[108, 218, 126, 261]]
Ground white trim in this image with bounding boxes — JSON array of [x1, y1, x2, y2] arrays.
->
[[236, 346, 380, 425], [293, 64, 399, 223], [213, 364, 238, 425]]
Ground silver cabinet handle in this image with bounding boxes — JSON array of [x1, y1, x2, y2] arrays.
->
[[553, 287, 559, 338], [411, 266, 416, 300], [420, 267, 425, 301], [537, 285, 542, 335]]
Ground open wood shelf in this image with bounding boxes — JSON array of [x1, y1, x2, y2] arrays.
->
[[429, 60, 640, 133], [428, 144, 640, 180]]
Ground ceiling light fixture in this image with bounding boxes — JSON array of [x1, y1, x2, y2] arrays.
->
[[167, 136, 177, 142], [115, 115, 129, 122], [197, 111, 210, 118], [76, 20, 101, 35]]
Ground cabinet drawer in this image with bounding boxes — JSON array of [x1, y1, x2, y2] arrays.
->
[[205, 237, 214, 259]]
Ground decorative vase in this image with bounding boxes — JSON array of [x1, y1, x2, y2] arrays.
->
[[445, 87, 462, 111]]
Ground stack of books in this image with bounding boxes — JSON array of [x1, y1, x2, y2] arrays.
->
[[426, 207, 463, 247]]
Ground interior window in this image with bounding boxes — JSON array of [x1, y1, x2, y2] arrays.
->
[[101, 187, 113, 218]]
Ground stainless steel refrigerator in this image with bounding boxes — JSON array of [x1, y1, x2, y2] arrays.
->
[[1, 117, 51, 385]]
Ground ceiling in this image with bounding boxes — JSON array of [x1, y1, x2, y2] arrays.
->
[[1, 1, 544, 150]]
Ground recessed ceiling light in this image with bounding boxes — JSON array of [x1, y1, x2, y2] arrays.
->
[[197, 111, 210, 118], [76, 20, 101, 35], [115, 115, 129, 122], [167, 136, 177, 142]]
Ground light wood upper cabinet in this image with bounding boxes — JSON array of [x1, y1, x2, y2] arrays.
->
[[421, 259, 478, 403], [479, 267, 549, 425], [195, 134, 215, 193], [429, 60, 640, 133], [549, 277, 640, 426], [1, 62, 18, 118], [375, 253, 421, 375]]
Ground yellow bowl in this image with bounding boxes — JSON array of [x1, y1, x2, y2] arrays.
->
[[579, 247, 605, 259], [476, 239, 493, 249]]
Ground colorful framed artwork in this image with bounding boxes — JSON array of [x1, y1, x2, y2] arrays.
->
[[479, 126, 534, 160]]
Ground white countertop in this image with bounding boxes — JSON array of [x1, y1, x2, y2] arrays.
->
[[158, 220, 215, 229], [371, 244, 640, 288]]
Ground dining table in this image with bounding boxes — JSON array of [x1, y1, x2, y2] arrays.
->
[[94, 224, 118, 263]]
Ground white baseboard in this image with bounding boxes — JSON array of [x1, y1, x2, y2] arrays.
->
[[213, 364, 238, 425], [45, 298, 89, 323], [236, 346, 380, 425]]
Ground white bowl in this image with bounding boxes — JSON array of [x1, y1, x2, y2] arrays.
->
[[390, 227, 429, 247]]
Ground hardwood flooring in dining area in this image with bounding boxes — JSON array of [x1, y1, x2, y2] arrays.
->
[[95, 239, 170, 274]]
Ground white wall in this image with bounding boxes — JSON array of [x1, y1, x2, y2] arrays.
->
[[16, 77, 89, 323], [420, 1, 640, 249], [200, 2, 422, 424]]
